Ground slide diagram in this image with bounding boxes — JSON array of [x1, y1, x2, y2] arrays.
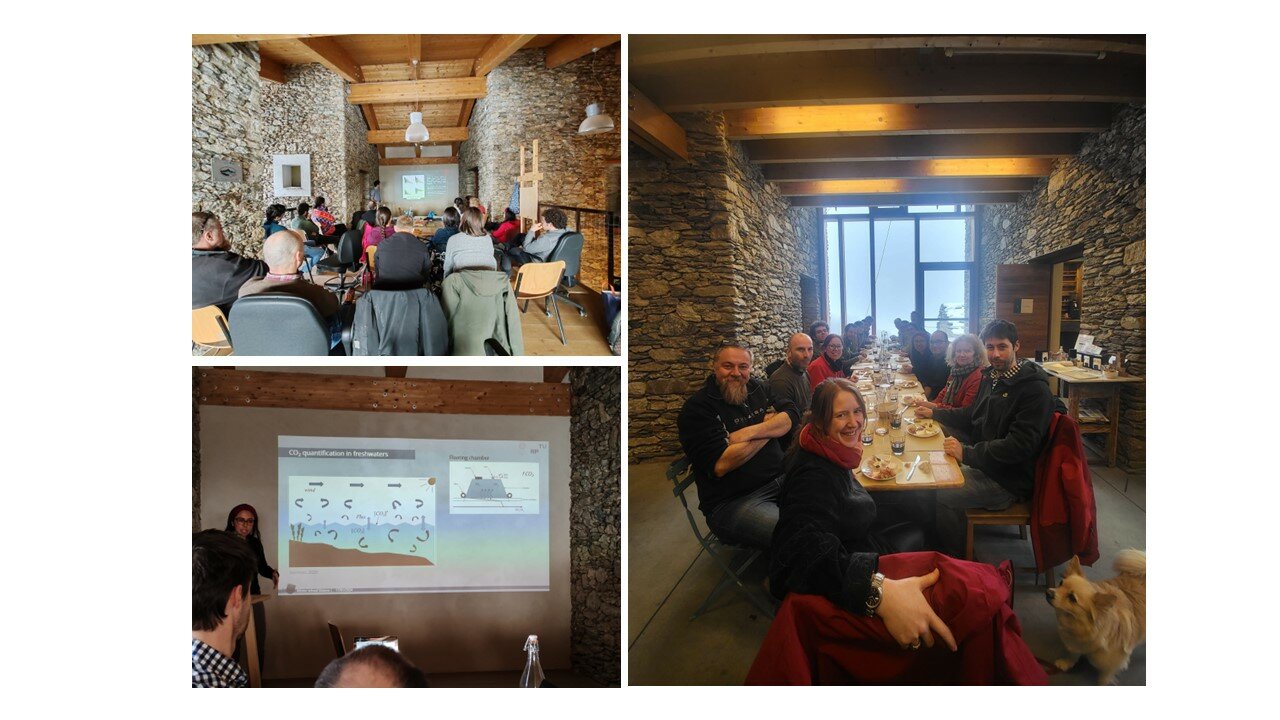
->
[[286, 476, 436, 567], [402, 175, 425, 200], [448, 461, 539, 514]]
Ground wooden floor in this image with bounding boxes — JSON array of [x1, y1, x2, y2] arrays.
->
[[299, 268, 613, 357]]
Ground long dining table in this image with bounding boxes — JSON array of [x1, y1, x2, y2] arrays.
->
[[846, 352, 965, 493]]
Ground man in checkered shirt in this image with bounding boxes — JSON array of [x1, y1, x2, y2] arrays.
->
[[192, 530, 257, 688]]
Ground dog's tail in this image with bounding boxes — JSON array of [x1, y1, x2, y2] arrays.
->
[[1113, 548, 1146, 576]]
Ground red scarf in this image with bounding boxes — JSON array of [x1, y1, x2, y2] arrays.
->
[[798, 423, 863, 470]]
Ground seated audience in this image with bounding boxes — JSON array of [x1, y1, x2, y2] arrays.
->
[[192, 211, 266, 316], [808, 334, 846, 390], [430, 206, 462, 253], [289, 202, 325, 271], [768, 378, 950, 652], [192, 529, 258, 688], [919, 331, 952, 400], [238, 230, 340, 329], [361, 206, 394, 263], [444, 207, 498, 277], [453, 196, 469, 221], [491, 208, 522, 246], [809, 321, 829, 349], [262, 204, 288, 239], [310, 196, 337, 236], [315, 645, 429, 688], [677, 345, 799, 550], [372, 216, 432, 291], [467, 195, 487, 216], [508, 206, 569, 265], [353, 200, 376, 231], [912, 333, 987, 412], [768, 333, 814, 447], [914, 320, 1054, 557]]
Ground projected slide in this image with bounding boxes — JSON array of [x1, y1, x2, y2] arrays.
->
[[277, 436, 550, 595], [402, 174, 425, 200]]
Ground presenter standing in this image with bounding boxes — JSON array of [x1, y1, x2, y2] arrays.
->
[[224, 503, 278, 672]]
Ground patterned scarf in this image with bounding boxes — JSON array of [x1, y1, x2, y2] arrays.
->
[[989, 360, 1020, 388], [939, 362, 980, 406]]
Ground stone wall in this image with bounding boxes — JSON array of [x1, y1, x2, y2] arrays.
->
[[343, 101, 380, 221], [568, 367, 621, 686], [458, 47, 621, 289], [977, 104, 1146, 469], [259, 64, 365, 253], [628, 112, 821, 463], [192, 43, 263, 256]]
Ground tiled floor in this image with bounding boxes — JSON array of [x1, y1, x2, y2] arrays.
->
[[627, 441, 1146, 685]]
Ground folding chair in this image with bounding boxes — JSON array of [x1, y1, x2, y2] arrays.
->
[[668, 457, 775, 620]]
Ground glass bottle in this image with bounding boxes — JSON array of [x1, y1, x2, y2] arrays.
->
[[519, 634, 544, 688]]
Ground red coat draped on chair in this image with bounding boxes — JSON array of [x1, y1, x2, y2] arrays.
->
[[1031, 413, 1100, 572]]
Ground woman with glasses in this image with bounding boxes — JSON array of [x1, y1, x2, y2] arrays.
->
[[223, 503, 277, 671]]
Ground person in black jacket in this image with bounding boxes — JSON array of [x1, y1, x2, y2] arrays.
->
[[192, 211, 265, 315], [914, 320, 1054, 557], [224, 503, 278, 671], [677, 344, 799, 550], [769, 377, 955, 651], [917, 330, 952, 400]]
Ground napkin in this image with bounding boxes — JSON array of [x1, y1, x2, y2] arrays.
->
[[927, 451, 958, 483]]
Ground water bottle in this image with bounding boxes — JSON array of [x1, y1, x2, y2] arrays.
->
[[518, 634, 544, 688]]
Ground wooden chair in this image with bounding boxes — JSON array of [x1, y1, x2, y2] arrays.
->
[[192, 305, 233, 356], [328, 622, 347, 658], [365, 244, 377, 271], [514, 260, 567, 345]]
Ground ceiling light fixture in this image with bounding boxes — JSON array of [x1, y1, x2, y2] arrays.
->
[[577, 47, 615, 136]]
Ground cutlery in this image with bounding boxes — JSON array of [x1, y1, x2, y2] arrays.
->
[[904, 455, 922, 482]]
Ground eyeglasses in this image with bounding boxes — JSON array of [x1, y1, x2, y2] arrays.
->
[[233, 517, 255, 525]]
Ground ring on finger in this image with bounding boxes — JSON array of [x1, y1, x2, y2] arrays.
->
[[910, 639, 921, 650]]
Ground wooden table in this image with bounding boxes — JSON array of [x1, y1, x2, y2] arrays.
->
[[848, 361, 965, 492], [244, 594, 272, 688], [1039, 361, 1143, 467]]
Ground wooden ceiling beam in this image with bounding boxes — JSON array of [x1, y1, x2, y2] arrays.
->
[[476, 34, 537, 75], [347, 76, 487, 105], [744, 133, 1085, 164], [774, 177, 1038, 197], [195, 368, 570, 416], [630, 35, 1146, 67], [545, 34, 620, 69], [406, 35, 422, 66], [192, 34, 336, 45], [628, 84, 688, 162], [787, 192, 1024, 207], [639, 59, 1143, 111], [459, 98, 476, 128], [368, 127, 468, 145], [360, 105, 379, 132], [724, 102, 1114, 140], [763, 158, 1057, 182], [292, 37, 363, 83], [543, 367, 570, 384], [259, 55, 287, 84], [379, 156, 459, 166]]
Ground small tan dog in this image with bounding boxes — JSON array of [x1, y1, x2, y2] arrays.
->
[[1045, 549, 1146, 684]]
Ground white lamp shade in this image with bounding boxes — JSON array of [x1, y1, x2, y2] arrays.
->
[[577, 103, 615, 135], [405, 112, 430, 143]]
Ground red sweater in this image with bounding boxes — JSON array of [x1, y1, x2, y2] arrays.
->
[[932, 367, 983, 410], [807, 355, 844, 390], [492, 219, 521, 245]]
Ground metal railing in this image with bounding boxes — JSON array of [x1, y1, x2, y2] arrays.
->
[[537, 203, 620, 284]]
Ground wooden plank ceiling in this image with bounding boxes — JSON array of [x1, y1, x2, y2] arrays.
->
[[629, 34, 1145, 207], [192, 34, 620, 162]]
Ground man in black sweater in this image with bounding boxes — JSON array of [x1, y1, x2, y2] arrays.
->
[[914, 320, 1054, 557], [192, 211, 265, 316], [678, 344, 799, 550]]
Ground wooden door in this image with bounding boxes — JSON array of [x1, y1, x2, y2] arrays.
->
[[995, 264, 1052, 357]]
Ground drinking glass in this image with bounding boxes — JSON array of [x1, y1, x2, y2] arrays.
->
[[889, 429, 906, 456]]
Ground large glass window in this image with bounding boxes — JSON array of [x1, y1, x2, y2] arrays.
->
[[819, 206, 975, 340]]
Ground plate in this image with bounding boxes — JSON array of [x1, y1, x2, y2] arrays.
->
[[860, 453, 903, 481], [907, 421, 940, 438], [898, 380, 919, 388]]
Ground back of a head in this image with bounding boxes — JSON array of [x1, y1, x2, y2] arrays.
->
[[367, 200, 377, 211], [542, 206, 568, 230], [192, 530, 256, 632], [394, 215, 416, 233], [503, 207, 517, 223], [192, 211, 217, 247], [460, 207, 486, 236], [441, 205, 459, 228], [377, 206, 393, 227], [263, 230, 304, 271], [315, 645, 429, 688], [297, 202, 311, 217]]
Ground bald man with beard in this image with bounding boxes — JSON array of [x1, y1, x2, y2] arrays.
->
[[677, 344, 800, 550]]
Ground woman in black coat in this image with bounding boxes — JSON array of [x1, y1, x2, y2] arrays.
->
[[225, 503, 277, 670], [769, 378, 957, 652]]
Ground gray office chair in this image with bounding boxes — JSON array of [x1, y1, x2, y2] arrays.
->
[[228, 294, 330, 356], [667, 457, 776, 620], [542, 231, 587, 317]]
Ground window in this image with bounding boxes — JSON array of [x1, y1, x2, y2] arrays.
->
[[272, 154, 310, 197], [819, 205, 975, 338]]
